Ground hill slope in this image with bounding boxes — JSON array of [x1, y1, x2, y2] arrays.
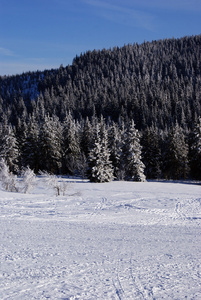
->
[[0, 34, 201, 130]]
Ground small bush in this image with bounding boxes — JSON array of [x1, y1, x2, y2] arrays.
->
[[0, 159, 18, 192]]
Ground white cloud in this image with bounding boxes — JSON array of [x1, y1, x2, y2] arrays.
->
[[83, 0, 155, 31], [0, 47, 14, 57]]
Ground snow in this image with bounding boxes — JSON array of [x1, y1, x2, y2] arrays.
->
[[0, 179, 201, 299]]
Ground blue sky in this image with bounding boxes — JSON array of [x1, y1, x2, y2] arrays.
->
[[0, 0, 200, 76]]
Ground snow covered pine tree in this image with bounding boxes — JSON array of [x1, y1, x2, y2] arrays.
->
[[123, 120, 146, 181], [89, 121, 114, 183]]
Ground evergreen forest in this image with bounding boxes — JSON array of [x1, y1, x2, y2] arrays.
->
[[0, 34, 201, 181]]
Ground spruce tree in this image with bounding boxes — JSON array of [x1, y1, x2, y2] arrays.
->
[[22, 114, 40, 173], [15, 118, 28, 170], [80, 117, 93, 157], [108, 121, 124, 180], [123, 120, 146, 181], [189, 117, 201, 179], [163, 123, 189, 179], [0, 124, 19, 173], [89, 121, 113, 183], [142, 126, 162, 179], [62, 113, 81, 175], [39, 115, 62, 174]]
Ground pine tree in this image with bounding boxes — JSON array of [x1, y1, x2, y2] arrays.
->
[[22, 114, 40, 172], [0, 123, 19, 173], [123, 120, 146, 181], [39, 115, 62, 174], [141, 126, 162, 179], [15, 118, 28, 170], [62, 113, 81, 175], [89, 121, 113, 183], [189, 117, 201, 179], [163, 123, 189, 179], [108, 121, 124, 180], [80, 117, 93, 157]]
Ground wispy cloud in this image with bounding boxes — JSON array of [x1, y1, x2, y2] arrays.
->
[[82, 0, 155, 31], [0, 47, 15, 57], [121, 0, 201, 12]]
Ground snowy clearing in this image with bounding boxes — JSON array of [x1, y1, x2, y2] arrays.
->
[[0, 179, 201, 299]]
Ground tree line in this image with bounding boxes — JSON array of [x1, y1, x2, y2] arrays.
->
[[0, 114, 201, 181]]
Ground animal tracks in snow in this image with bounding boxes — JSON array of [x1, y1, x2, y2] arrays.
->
[[175, 198, 201, 221]]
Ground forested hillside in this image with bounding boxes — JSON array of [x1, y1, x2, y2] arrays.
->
[[0, 35, 201, 180]]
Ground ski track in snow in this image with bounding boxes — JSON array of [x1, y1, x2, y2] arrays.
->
[[0, 179, 201, 299]]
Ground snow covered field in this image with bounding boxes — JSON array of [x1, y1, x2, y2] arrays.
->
[[0, 179, 201, 299]]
